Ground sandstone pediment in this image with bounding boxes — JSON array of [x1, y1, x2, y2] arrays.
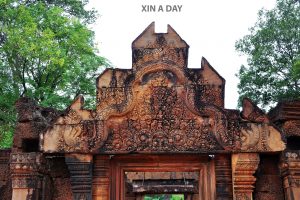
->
[[41, 23, 285, 154]]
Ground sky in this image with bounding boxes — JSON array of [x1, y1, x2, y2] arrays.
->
[[87, 0, 277, 109]]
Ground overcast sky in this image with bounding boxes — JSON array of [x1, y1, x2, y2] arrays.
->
[[87, 0, 276, 109]]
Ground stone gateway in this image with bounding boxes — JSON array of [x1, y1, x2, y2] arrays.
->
[[0, 22, 299, 200]]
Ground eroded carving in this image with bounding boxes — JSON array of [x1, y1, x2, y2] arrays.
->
[[41, 22, 285, 154], [42, 96, 106, 153], [10, 152, 48, 200], [240, 123, 285, 151], [103, 73, 223, 152]]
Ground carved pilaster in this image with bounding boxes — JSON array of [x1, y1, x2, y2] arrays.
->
[[92, 155, 110, 200], [232, 153, 259, 200], [279, 150, 300, 200], [215, 154, 233, 200], [10, 152, 46, 200], [65, 154, 93, 200]]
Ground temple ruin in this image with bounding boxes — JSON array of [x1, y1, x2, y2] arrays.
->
[[0, 22, 299, 200]]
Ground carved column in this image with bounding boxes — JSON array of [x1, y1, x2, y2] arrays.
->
[[232, 153, 259, 200], [92, 155, 110, 200], [10, 152, 46, 200], [65, 154, 93, 200], [279, 150, 300, 200]]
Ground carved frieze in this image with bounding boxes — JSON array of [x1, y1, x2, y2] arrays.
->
[[41, 22, 285, 154], [10, 152, 45, 173]]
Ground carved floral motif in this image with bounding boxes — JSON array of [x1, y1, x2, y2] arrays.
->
[[103, 72, 223, 152], [41, 22, 285, 154]]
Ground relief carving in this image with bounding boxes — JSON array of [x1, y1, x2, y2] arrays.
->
[[103, 70, 223, 152], [240, 123, 285, 151], [10, 152, 47, 200], [40, 22, 285, 154], [10, 152, 45, 173], [42, 96, 106, 153]]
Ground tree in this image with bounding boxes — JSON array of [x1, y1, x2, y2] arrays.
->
[[293, 59, 300, 78], [0, 0, 108, 148], [235, 0, 300, 109]]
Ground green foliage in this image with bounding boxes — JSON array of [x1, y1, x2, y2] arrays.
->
[[235, 0, 300, 109], [144, 194, 184, 200], [170, 194, 184, 200], [293, 59, 300, 79], [0, 0, 108, 148]]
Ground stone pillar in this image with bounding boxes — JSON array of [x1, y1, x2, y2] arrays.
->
[[232, 153, 259, 200], [10, 152, 46, 200], [92, 155, 110, 200], [65, 154, 93, 200], [279, 150, 300, 200]]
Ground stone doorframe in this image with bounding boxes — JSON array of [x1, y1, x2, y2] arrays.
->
[[108, 154, 216, 200]]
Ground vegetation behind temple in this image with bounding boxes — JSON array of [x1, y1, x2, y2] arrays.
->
[[0, 0, 108, 148], [144, 194, 184, 200], [236, 0, 300, 109]]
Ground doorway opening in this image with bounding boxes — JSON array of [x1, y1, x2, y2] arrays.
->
[[125, 171, 198, 199], [109, 154, 216, 200]]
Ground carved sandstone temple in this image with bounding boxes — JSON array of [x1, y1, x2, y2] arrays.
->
[[0, 23, 300, 200]]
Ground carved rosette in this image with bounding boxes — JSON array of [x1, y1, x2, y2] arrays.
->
[[279, 151, 300, 200], [232, 153, 260, 200]]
